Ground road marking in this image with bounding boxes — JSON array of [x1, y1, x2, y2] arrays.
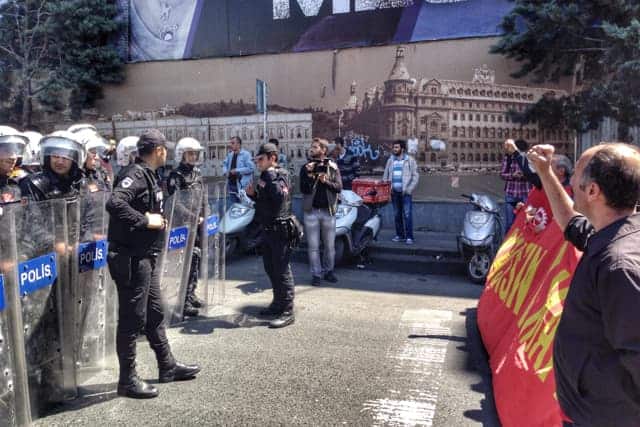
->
[[362, 309, 452, 426]]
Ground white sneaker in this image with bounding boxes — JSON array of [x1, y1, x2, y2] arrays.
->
[[392, 236, 403, 242], [406, 238, 415, 245]]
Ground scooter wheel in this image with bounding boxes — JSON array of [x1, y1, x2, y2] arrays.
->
[[467, 251, 492, 284]]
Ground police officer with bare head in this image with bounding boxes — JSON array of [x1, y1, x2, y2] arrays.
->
[[246, 142, 298, 328], [106, 129, 200, 399]]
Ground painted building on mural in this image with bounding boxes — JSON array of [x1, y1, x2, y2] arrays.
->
[[345, 47, 571, 169], [95, 113, 312, 176]]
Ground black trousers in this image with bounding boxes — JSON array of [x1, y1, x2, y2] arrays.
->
[[185, 246, 200, 306], [107, 251, 175, 383], [261, 230, 295, 312]]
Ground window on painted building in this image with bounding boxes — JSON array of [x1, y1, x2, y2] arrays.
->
[[483, 153, 488, 162], [461, 153, 466, 162], [452, 153, 458, 162], [441, 123, 447, 132], [453, 113, 458, 120], [491, 153, 496, 162], [476, 114, 481, 121], [297, 149, 302, 158], [452, 127, 458, 137], [497, 128, 503, 138], [460, 128, 466, 137], [430, 153, 437, 162], [431, 99, 437, 105], [452, 141, 458, 148], [484, 114, 488, 122], [431, 87, 437, 94], [475, 153, 481, 162]]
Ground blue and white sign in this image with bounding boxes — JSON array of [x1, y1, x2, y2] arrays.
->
[[207, 215, 219, 236], [168, 226, 189, 251], [18, 252, 57, 296], [78, 239, 109, 272], [0, 274, 5, 311]]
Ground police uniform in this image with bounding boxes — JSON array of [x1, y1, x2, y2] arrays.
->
[[20, 167, 85, 202], [252, 144, 296, 328], [105, 129, 199, 399], [0, 175, 21, 204], [166, 162, 204, 314], [84, 167, 112, 193]]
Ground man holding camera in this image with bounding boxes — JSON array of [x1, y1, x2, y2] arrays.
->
[[300, 138, 342, 286]]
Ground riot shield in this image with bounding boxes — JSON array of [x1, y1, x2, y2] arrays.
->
[[0, 203, 29, 427], [159, 186, 202, 325], [66, 191, 118, 393], [200, 182, 226, 315], [14, 198, 71, 421]]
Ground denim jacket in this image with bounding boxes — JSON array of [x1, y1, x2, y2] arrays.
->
[[222, 149, 255, 190]]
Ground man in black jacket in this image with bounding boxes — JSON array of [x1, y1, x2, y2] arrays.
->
[[529, 142, 640, 427], [107, 129, 200, 399], [300, 138, 342, 286], [333, 137, 359, 190]]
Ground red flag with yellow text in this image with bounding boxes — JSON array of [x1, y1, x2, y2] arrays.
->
[[477, 207, 581, 426]]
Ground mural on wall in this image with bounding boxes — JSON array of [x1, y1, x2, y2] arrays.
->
[[339, 47, 572, 173], [124, 0, 514, 61]]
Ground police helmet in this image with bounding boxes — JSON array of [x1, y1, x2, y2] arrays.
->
[[117, 136, 139, 166], [176, 137, 204, 163], [68, 123, 98, 135], [40, 131, 86, 167], [0, 132, 27, 159], [21, 131, 43, 166], [74, 128, 110, 158]]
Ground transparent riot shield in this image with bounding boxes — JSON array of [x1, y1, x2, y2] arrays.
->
[[159, 186, 202, 325], [200, 182, 226, 315], [0, 203, 29, 427], [66, 191, 118, 394], [14, 198, 71, 421]]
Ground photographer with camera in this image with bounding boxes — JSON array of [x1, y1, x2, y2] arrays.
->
[[300, 138, 342, 286]]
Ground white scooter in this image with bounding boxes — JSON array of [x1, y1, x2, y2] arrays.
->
[[219, 190, 262, 259], [457, 193, 502, 284], [334, 190, 383, 265]]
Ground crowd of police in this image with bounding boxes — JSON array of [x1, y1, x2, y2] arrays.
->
[[0, 123, 301, 424]]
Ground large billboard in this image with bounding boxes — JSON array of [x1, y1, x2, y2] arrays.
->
[[127, 0, 514, 62]]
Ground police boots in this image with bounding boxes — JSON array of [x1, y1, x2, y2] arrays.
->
[[117, 377, 159, 399]]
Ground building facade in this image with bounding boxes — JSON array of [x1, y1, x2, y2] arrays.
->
[[345, 46, 571, 169], [96, 113, 312, 176]]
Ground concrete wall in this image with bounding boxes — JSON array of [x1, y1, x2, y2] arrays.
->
[[97, 37, 569, 116]]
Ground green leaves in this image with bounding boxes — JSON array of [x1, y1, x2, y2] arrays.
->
[[492, 0, 640, 137]]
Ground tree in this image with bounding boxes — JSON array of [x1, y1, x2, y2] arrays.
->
[[0, 0, 124, 127], [491, 1, 640, 140]]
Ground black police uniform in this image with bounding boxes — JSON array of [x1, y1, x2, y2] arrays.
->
[[0, 175, 21, 204], [84, 167, 112, 192], [20, 167, 84, 202], [252, 166, 295, 318], [166, 162, 204, 312], [106, 159, 176, 386]]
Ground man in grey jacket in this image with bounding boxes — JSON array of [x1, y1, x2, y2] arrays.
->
[[383, 140, 419, 244]]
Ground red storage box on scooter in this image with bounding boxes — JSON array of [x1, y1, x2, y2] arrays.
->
[[351, 178, 390, 204]]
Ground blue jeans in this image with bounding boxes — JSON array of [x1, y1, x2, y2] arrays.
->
[[503, 194, 525, 235], [304, 208, 336, 277], [391, 191, 413, 240]]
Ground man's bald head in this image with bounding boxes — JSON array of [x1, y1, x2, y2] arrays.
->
[[579, 143, 640, 211]]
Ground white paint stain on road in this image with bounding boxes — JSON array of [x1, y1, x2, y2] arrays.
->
[[362, 309, 452, 426]]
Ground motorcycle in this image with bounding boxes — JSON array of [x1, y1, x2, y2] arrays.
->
[[334, 189, 384, 266], [219, 190, 262, 259], [457, 193, 502, 284]]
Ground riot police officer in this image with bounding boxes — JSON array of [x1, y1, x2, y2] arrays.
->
[[106, 129, 200, 399], [246, 143, 296, 328], [20, 131, 87, 202], [166, 137, 205, 317], [0, 130, 27, 203], [70, 127, 112, 192]]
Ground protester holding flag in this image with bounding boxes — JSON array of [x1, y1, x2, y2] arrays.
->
[[528, 143, 640, 427]]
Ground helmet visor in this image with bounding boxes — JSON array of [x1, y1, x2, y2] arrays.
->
[[183, 150, 203, 163], [41, 138, 83, 165], [0, 142, 26, 159]]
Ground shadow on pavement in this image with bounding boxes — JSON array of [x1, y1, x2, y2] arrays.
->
[[179, 309, 271, 335], [461, 307, 500, 427], [42, 384, 119, 417]]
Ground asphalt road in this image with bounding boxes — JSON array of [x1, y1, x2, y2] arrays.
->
[[36, 258, 499, 426]]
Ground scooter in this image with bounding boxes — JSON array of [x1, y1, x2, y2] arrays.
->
[[334, 190, 384, 265], [457, 193, 502, 284], [219, 190, 262, 259]]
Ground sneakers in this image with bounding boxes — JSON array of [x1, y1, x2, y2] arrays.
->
[[183, 304, 199, 317], [406, 238, 415, 245], [392, 235, 404, 242], [269, 311, 295, 328], [311, 276, 322, 286], [324, 271, 338, 283]]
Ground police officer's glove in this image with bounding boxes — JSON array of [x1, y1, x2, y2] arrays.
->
[[146, 213, 166, 230]]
